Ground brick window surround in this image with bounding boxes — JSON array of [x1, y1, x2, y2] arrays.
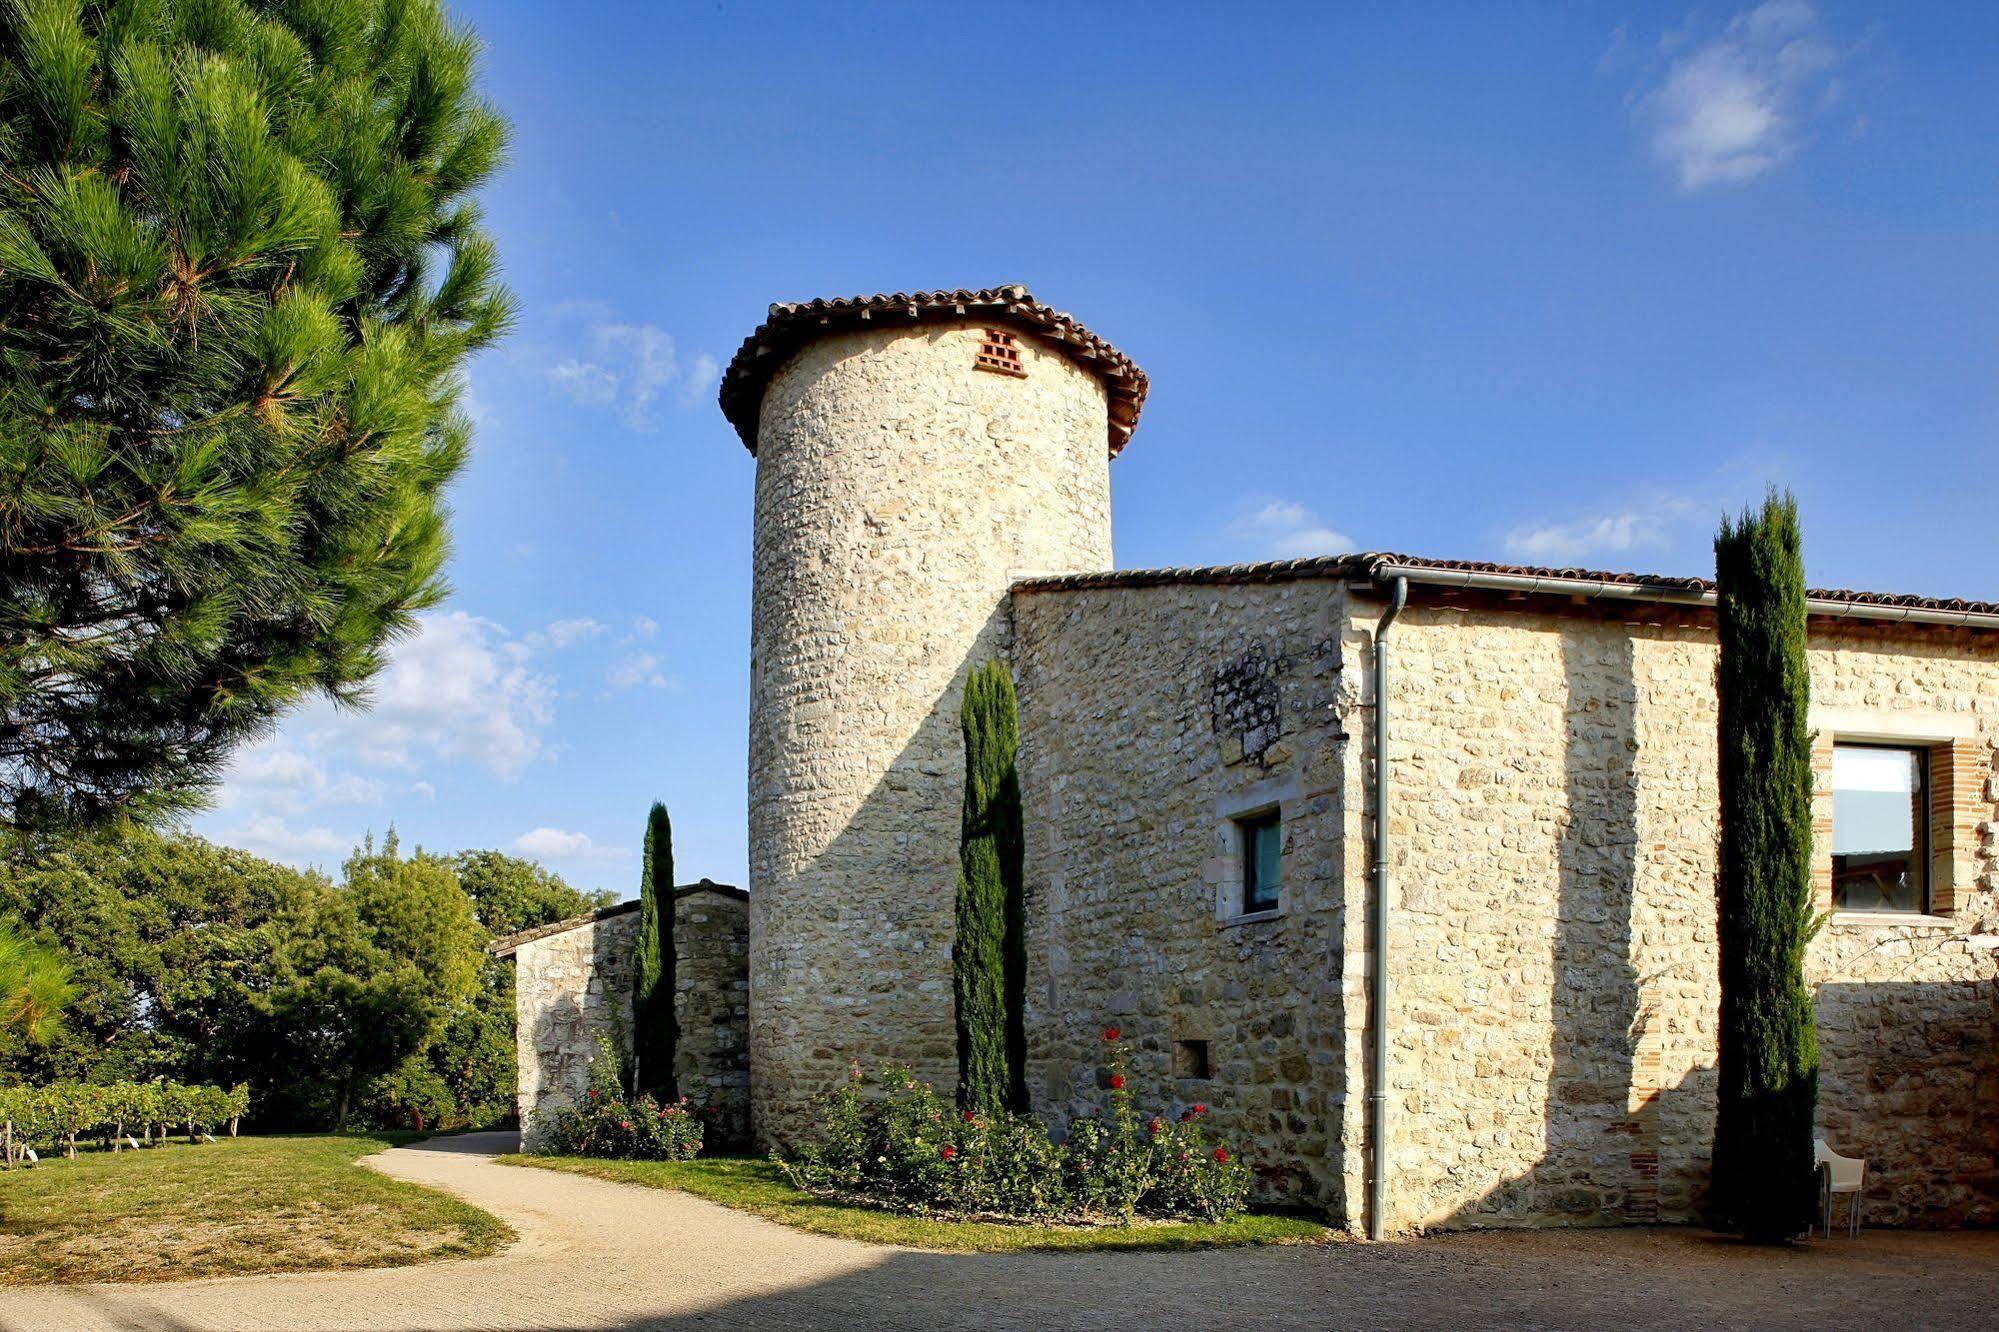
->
[[1813, 734, 1987, 916]]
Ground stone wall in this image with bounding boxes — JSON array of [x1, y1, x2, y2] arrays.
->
[[509, 886, 751, 1149], [746, 321, 1114, 1145], [1366, 597, 1999, 1233], [1010, 575, 1997, 1233], [1012, 578, 1353, 1208]]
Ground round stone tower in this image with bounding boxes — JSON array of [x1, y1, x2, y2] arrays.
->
[[718, 286, 1146, 1144]]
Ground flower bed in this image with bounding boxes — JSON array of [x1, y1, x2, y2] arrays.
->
[[535, 1036, 704, 1161], [780, 1029, 1250, 1224]]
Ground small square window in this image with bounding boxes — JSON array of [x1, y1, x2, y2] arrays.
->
[[1239, 810, 1282, 913], [1832, 743, 1930, 913], [1172, 1039, 1212, 1080]]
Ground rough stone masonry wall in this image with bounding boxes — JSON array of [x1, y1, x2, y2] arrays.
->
[[747, 323, 1112, 1146], [1369, 599, 1999, 1233], [1012, 578, 1352, 1208], [512, 890, 751, 1149]]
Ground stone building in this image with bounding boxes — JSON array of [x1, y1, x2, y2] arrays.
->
[[493, 881, 749, 1149], [515, 284, 1999, 1236]]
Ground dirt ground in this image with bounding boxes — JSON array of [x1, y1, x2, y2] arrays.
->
[[1, 1132, 1993, 1331]]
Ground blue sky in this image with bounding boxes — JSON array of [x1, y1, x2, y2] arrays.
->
[[191, 1, 1999, 898]]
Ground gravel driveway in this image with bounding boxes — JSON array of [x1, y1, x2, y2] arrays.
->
[[2, 1131, 1994, 1330]]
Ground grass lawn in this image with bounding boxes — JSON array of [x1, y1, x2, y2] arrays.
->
[[501, 1153, 1333, 1253], [0, 1134, 511, 1286]]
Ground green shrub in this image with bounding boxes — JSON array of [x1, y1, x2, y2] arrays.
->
[[535, 1034, 703, 1162], [781, 1030, 1250, 1225]]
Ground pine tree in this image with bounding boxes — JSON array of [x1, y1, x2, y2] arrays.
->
[[1712, 491, 1820, 1239], [0, 0, 514, 829], [953, 659, 1026, 1114], [632, 801, 677, 1100]]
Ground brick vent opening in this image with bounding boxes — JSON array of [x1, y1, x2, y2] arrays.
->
[[974, 328, 1028, 378]]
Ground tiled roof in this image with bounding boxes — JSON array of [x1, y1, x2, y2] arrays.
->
[[1012, 552, 1999, 627], [487, 880, 746, 958], [718, 286, 1147, 455]]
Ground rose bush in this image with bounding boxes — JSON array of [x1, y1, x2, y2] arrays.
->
[[781, 1030, 1250, 1224], [536, 1034, 703, 1162]]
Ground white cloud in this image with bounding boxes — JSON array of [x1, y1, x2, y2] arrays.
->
[[542, 307, 719, 430], [1503, 493, 1697, 564], [1629, 2, 1849, 190], [546, 359, 618, 407], [411, 781, 436, 802], [1225, 499, 1354, 561], [223, 815, 347, 863], [630, 615, 659, 640], [606, 651, 672, 691], [349, 611, 557, 779], [512, 827, 630, 862], [216, 741, 382, 816], [531, 617, 608, 650]]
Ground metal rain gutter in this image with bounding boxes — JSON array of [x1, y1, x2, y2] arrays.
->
[[1367, 574, 1407, 1242], [1367, 561, 1999, 631]]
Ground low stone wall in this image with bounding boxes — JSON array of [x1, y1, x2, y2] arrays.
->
[[508, 885, 751, 1149]]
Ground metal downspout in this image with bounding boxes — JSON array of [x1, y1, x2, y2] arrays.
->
[[1368, 575, 1407, 1242]]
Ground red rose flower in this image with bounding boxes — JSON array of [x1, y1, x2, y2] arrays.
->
[[940, 1145, 957, 1161], [1101, 1026, 1120, 1043], [1213, 1147, 1229, 1163], [1108, 1073, 1126, 1090], [1147, 1118, 1163, 1134], [1191, 1103, 1206, 1115], [587, 1089, 599, 1100], [962, 1110, 977, 1124], [620, 1120, 632, 1131]]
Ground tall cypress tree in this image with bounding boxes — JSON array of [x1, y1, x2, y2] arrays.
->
[[0, 0, 513, 829], [631, 802, 677, 1100], [953, 660, 1026, 1114], [1712, 492, 1820, 1239]]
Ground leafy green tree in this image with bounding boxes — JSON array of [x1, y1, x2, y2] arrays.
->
[[953, 660, 1026, 1115], [0, 912, 69, 1052], [257, 831, 481, 1126], [0, 0, 514, 830], [631, 802, 677, 1100], [452, 849, 613, 936], [0, 826, 322, 1084], [1713, 492, 1820, 1239]]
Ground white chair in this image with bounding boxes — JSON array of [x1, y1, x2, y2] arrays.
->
[[1815, 1137, 1866, 1237]]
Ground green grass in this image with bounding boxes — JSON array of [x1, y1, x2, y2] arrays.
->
[[501, 1153, 1333, 1253], [0, 1134, 512, 1286]]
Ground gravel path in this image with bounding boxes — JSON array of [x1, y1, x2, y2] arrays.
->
[[3, 1132, 1995, 1330]]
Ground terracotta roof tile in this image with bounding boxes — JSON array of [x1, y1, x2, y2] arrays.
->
[[718, 286, 1147, 455]]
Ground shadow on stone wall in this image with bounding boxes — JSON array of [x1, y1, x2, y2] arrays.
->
[[524, 991, 589, 1150], [1817, 977, 1999, 1227], [1434, 629, 1709, 1227]]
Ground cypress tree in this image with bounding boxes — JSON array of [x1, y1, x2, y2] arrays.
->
[[953, 659, 1026, 1114], [631, 802, 677, 1101], [0, 0, 514, 829], [1712, 491, 1820, 1239]]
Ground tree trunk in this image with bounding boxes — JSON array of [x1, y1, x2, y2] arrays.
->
[[228, 1116, 238, 1138], [336, 1076, 353, 1131]]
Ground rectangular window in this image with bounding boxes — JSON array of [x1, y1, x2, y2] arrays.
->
[[1240, 810, 1282, 913], [1172, 1039, 1212, 1080], [1831, 744, 1930, 913]]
